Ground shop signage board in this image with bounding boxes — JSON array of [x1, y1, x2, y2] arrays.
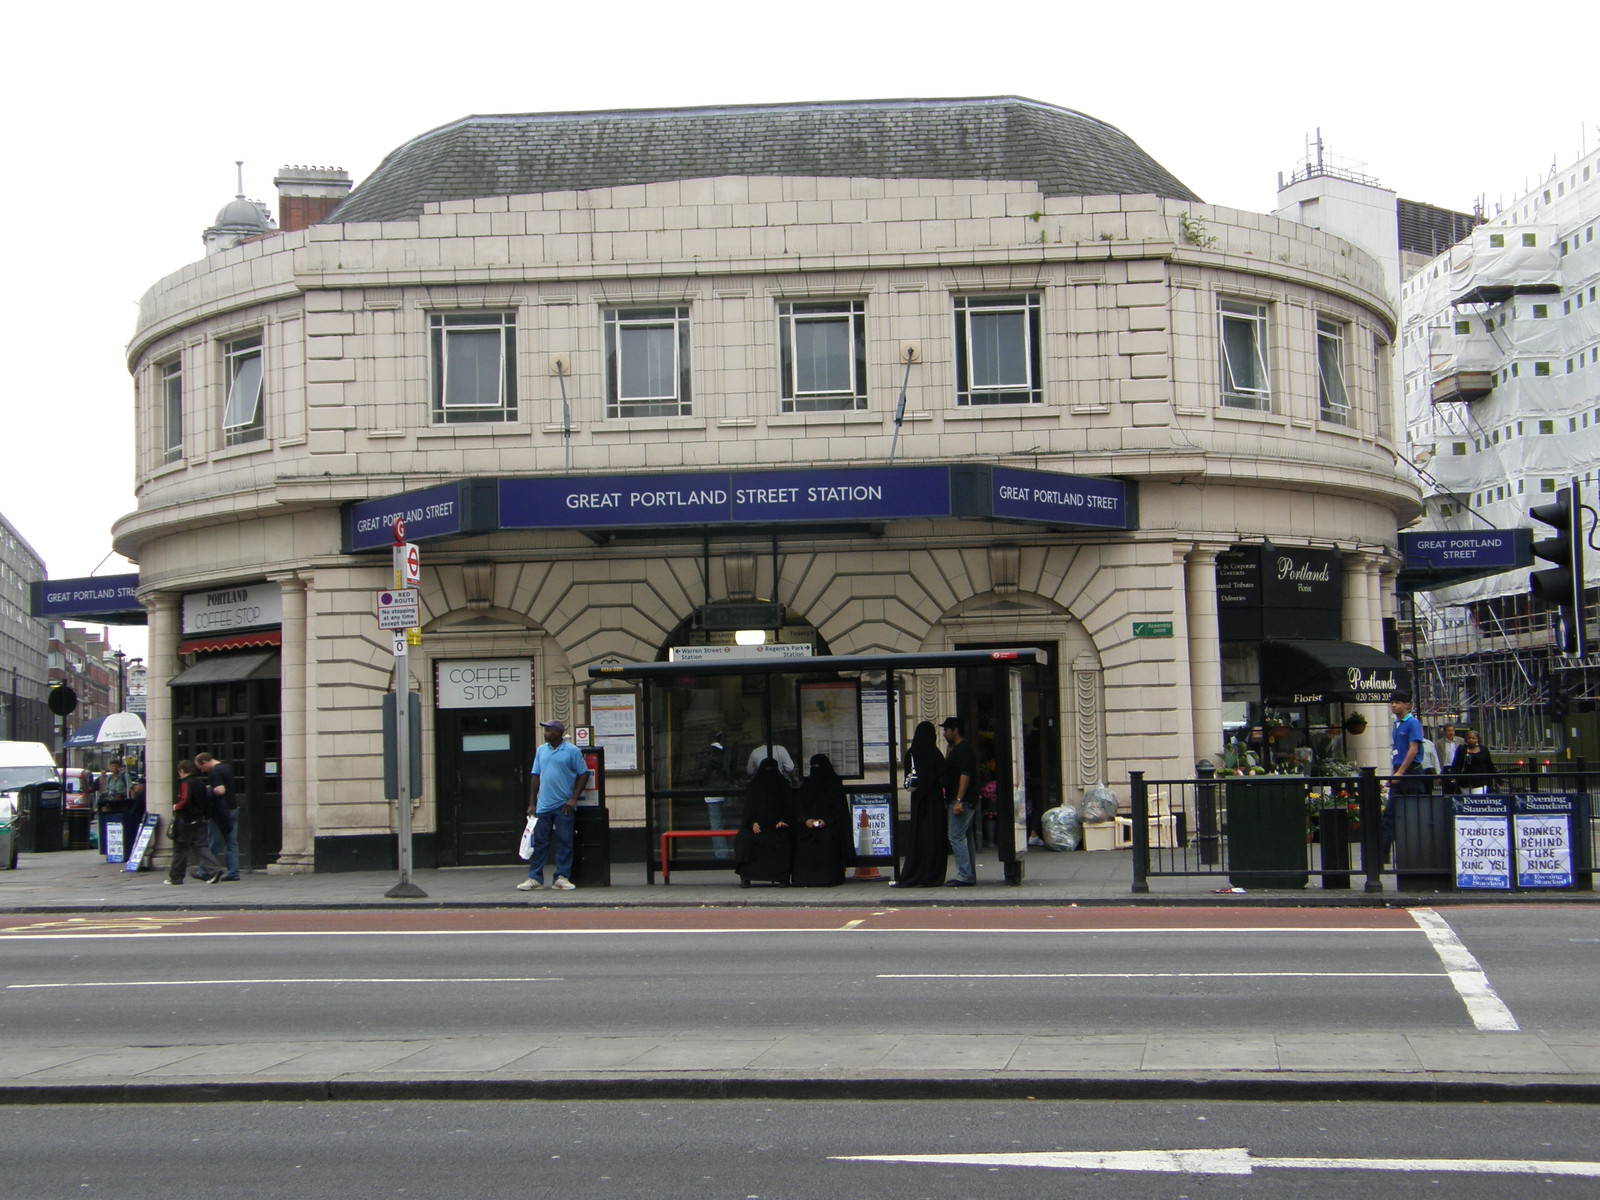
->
[[123, 813, 159, 873], [181, 581, 282, 636], [435, 659, 534, 709], [985, 465, 1135, 530], [1452, 793, 1585, 890]]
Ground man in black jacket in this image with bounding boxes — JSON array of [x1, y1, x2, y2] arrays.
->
[[941, 717, 979, 887]]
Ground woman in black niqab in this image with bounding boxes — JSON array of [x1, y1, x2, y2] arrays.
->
[[892, 720, 947, 887], [734, 757, 794, 887], [792, 753, 853, 887]]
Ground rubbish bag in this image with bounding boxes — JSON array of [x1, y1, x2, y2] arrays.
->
[[1041, 804, 1081, 851], [1080, 783, 1118, 824]]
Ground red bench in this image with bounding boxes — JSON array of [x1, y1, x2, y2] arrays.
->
[[659, 829, 738, 883]]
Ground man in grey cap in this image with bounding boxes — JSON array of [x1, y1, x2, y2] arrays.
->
[[518, 719, 590, 892]]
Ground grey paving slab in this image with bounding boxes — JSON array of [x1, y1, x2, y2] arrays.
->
[[1141, 1035, 1280, 1071], [257, 1040, 431, 1075], [1, 1047, 101, 1078], [626, 1038, 780, 1071], [506, 1036, 660, 1071], [749, 1035, 902, 1070], [1007, 1037, 1148, 1072], [877, 1034, 1022, 1071], [1543, 1042, 1600, 1071], [1406, 1033, 1574, 1074], [1275, 1034, 1423, 1072], [139, 1043, 314, 1076], [385, 1039, 549, 1072], [29, 1047, 210, 1080]]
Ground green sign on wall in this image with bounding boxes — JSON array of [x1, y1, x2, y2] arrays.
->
[[1132, 621, 1174, 638]]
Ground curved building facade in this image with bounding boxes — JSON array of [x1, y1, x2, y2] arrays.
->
[[118, 98, 1417, 871]]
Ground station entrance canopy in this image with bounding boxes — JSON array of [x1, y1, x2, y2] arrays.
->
[[343, 465, 1138, 552]]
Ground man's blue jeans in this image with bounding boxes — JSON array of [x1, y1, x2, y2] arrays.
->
[[208, 808, 239, 878], [947, 801, 979, 882], [526, 807, 575, 881]]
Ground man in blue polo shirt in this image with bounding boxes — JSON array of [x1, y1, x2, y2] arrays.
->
[[1384, 690, 1425, 863], [517, 719, 590, 892]]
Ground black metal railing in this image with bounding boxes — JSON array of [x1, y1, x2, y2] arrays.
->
[[1128, 765, 1596, 895]]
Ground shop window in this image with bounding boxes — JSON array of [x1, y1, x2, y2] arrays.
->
[[161, 358, 183, 464], [779, 300, 867, 412], [221, 334, 263, 447], [953, 293, 1043, 406], [430, 312, 517, 423], [604, 306, 692, 418], [1316, 317, 1350, 424], [1218, 298, 1270, 410]]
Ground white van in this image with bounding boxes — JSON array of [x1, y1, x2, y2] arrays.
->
[[0, 741, 61, 869]]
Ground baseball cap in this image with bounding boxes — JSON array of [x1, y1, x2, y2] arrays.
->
[[540, 719, 566, 734], [939, 717, 962, 730]]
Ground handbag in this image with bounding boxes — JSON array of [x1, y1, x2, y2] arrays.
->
[[517, 816, 537, 861]]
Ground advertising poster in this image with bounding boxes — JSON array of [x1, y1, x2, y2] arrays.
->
[[1454, 813, 1511, 889], [848, 795, 893, 858], [1515, 813, 1574, 889]]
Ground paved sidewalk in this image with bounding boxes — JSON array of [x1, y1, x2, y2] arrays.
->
[[4, 848, 1597, 1104], [6, 1029, 1599, 1104], [6, 844, 1597, 912]]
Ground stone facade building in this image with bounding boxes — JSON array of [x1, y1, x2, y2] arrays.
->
[[117, 98, 1417, 872]]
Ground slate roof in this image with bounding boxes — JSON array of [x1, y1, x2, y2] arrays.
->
[[330, 97, 1200, 224]]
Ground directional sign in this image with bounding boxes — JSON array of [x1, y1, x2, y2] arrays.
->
[[377, 588, 420, 630]]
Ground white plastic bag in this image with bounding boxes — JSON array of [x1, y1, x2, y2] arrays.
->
[[517, 816, 536, 861]]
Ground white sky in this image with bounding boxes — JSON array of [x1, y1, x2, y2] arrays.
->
[[1, 0, 1592, 660]]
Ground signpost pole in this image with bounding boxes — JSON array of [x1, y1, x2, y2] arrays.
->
[[385, 519, 426, 899]]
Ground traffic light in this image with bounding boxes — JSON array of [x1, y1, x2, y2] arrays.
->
[[1529, 480, 1587, 655]]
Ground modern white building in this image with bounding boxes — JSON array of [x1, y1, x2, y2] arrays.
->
[[116, 98, 1416, 873]]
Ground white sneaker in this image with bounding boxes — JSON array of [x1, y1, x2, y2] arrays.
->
[[517, 878, 542, 891], [551, 876, 576, 891]]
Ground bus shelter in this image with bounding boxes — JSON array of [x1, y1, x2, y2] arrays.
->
[[589, 647, 1047, 884]]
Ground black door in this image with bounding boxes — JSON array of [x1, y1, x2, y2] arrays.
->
[[435, 708, 535, 865]]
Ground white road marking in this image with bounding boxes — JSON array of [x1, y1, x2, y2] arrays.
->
[[7, 977, 561, 990], [0, 926, 1420, 942], [833, 1149, 1600, 1177], [1409, 908, 1519, 1031], [879, 972, 1439, 979]]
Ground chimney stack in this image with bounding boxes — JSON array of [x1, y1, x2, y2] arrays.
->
[[274, 165, 352, 232]]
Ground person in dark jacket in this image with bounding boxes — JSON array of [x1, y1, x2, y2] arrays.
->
[[791, 754, 853, 887], [1452, 729, 1497, 791], [165, 760, 224, 886], [892, 721, 947, 888], [734, 758, 794, 887]]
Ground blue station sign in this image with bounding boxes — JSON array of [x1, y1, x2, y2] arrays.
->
[[1398, 529, 1531, 593], [351, 466, 1136, 548], [30, 574, 144, 623], [343, 481, 498, 553]]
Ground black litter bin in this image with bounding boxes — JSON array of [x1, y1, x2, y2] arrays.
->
[[1393, 790, 1452, 892], [28, 782, 65, 853], [1225, 777, 1308, 889], [571, 805, 611, 887]]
